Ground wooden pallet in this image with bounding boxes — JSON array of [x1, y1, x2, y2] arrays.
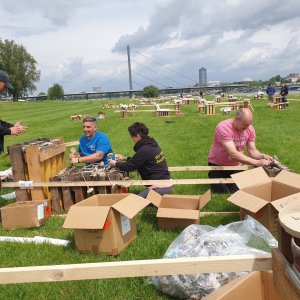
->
[[8, 138, 66, 202]]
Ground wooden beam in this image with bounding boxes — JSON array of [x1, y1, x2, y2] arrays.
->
[[39, 144, 66, 162], [0, 254, 272, 285], [1, 178, 234, 188]]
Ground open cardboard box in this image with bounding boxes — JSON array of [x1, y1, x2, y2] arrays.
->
[[63, 193, 149, 255], [205, 271, 279, 300], [146, 189, 211, 229], [228, 167, 300, 235], [1, 200, 50, 230]]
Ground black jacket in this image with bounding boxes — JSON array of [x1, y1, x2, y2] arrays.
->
[[116, 137, 171, 180], [0, 119, 13, 153]]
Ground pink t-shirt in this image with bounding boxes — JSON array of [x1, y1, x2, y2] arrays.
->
[[208, 119, 256, 166]]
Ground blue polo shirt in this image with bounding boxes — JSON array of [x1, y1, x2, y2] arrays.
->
[[78, 131, 112, 165]]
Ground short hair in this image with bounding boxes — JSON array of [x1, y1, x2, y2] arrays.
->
[[83, 116, 97, 123], [128, 122, 149, 138]]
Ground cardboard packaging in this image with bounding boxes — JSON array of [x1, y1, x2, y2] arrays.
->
[[1, 200, 49, 230], [228, 167, 300, 235], [146, 189, 211, 229], [63, 193, 149, 255], [205, 271, 279, 300]]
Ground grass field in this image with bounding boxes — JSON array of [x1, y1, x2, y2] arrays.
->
[[0, 95, 299, 299]]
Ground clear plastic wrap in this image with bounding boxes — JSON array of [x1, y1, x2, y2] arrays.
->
[[148, 216, 278, 299]]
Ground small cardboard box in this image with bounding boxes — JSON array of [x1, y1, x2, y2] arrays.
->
[[229, 167, 300, 234], [63, 193, 149, 255], [1, 200, 49, 230], [146, 189, 211, 229], [205, 271, 279, 300]]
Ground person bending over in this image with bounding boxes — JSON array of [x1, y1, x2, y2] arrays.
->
[[109, 122, 172, 198], [207, 108, 272, 193]]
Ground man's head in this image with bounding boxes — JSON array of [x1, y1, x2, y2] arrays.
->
[[82, 116, 97, 139], [233, 108, 253, 132], [0, 70, 13, 93], [128, 122, 149, 143]]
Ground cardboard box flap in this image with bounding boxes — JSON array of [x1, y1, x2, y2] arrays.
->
[[274, 170, 300, 189], [157, 208, 199, 220], [112, 194, 150, 219], [271, 192, 300, 212], [231, 167, 270, 189], [228, 190, 268, 213], [146, 189, 162, 208], [63, 206, 110, 229], [199, 189, 211, 210]]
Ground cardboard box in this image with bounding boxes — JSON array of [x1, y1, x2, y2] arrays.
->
[[229, 167, 300, 234], [63, 193, 149, 255], [205, 271, 279, 300], [1, 200, 49, 230], [146, 189, 211, 229]]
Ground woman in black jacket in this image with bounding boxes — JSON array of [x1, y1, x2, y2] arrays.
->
[[109, 122, 172, 198]]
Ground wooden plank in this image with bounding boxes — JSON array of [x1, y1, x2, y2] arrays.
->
[[168, 165, 253, 171], [39, 144, 66, 162], [272, 248, 300, 300], [0, 254, 272, 285], [1, 178, 235, 188], [64, 141, 79, 147], [8, 145, 29, 201], [25, 145, 46, 200], [49, 176, 63, 214]]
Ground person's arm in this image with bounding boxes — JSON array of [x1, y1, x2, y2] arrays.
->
[[222, 140, 270, 166], [70, 151, 104, 164], [0, 119, 13, 136], [111, 150, 147, 172], [247, 141, 273, 162]]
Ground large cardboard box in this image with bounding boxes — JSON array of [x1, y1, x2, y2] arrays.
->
[[228, 167, 300, 234], [205, 271, 279, 300], [63, 193, 149, 255], [1, 200, 49, 230], [146, 189, 211, 229]]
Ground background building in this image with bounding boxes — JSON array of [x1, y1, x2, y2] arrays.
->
[[199, 67, 207, 86], [286, 73, 300, 83]]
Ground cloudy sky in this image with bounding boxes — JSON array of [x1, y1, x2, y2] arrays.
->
[[1, 0, 300, 95]]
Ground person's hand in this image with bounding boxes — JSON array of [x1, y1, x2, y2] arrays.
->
[[115, 154, 126, 161], [14, 121, 28, 133], [109, 159, 117, 167], [70, 157, 81, 164], [256, 158, 272, 167], [262, 154, 273, 162], [10, 126, 22, 136]]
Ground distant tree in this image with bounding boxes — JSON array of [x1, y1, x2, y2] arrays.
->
[[0, 39, 41, 100], [38, 92, 46, 96], [48, 83, 64, 100], [142, 85, 159, 98]]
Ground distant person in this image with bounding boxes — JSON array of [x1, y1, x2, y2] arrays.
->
[[208, 108, 273, 193], [0, 70, 27, 154], [266, 83, 276, 104], [69, 116, 112, 166], [280, 84, 289, 104], [109, 122, 172, 198]]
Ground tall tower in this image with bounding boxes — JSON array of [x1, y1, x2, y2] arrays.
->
[[199, 67, 207, 86]]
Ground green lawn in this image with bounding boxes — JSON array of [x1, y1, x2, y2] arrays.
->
[[0, 95, 299, 299]]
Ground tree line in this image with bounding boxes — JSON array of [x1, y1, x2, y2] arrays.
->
[[0, 38, 297, 101]]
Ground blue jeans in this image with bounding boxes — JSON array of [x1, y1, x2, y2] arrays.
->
[[138, 186, 173, 198]]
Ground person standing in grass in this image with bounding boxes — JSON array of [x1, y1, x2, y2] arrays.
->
[[207, 108, 273, 193], [109, 122, 172, 198], [280, 84, 289, 104], [69, 116, 113, 166], [0, 70, 27, 154], [266, 83, 276, 104]]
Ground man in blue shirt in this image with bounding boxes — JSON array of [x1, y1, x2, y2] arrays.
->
[[266, 83, 276, 104], [69, 116, 112, 165]]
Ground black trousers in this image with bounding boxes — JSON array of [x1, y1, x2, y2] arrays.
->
[[208, 162, 240, 193]]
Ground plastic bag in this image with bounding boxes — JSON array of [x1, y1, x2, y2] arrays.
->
[[148, 216, 277, 299]]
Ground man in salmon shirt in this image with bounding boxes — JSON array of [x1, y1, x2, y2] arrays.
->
[[208, 108, 273, 193]]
